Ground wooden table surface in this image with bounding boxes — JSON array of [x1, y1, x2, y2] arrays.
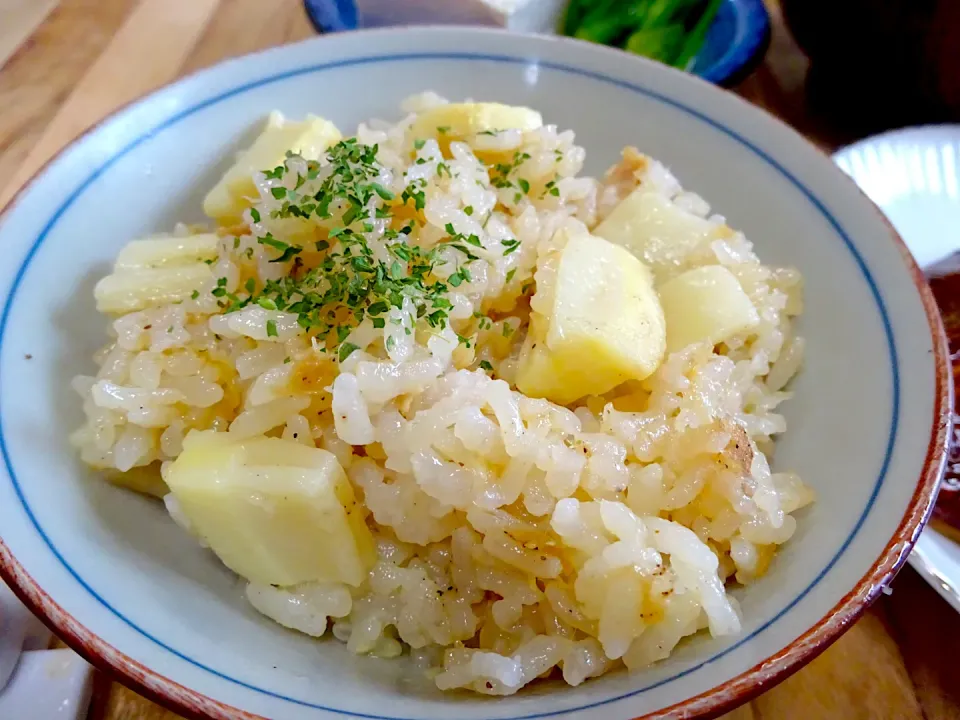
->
[[2, 0, 959, 718]]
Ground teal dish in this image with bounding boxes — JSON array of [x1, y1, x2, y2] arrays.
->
[[303, 0, 770, 86]]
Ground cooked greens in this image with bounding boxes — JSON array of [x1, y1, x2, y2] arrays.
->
[[562, 0, 723, 70]]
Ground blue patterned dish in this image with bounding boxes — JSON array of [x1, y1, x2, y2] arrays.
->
[[0, 25, 947, 720], [303, 0, 770, 86]]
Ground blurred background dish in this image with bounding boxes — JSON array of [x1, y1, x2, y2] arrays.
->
[[834, 126, 960, 270], [0, 580, 94, 719], [302, 0, 771, 86], [783, 0, 960, 134], [834, 125, 960, 614]]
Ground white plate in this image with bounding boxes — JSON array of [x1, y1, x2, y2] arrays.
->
[[834, 125, 960, 614]]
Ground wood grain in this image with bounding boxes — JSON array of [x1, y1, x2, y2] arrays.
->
[[752, 608, 924, 720], [0, 0, 59, 69], [90, 676, 184, 720], [0, 0, 221, 208], [178, 0, 315, 75], [0, 0, 134, 198], [1, 1, 956, 719]]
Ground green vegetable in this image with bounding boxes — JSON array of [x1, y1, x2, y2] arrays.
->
[[642, 0, 682, 29], [562, 0, 719, 68], [625, 25, 686, 65], [575, 11, 630, 44], [575, 0, 650, 44], [673, 0, 723, 70], [562, 0, 592, 35]]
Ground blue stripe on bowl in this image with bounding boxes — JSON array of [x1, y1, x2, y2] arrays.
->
[[302, 0, 771, 86], [0, 52, 897, 720]]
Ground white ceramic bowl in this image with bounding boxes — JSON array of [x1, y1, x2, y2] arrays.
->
[[0, 28, 949, 720]]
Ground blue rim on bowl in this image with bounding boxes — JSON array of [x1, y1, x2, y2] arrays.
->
[[301, 0, 771, 87]]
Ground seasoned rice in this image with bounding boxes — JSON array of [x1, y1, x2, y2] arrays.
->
[[71, 92, 810, 695]]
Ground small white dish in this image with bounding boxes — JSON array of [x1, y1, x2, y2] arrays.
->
[[0, 649, 94, 720], [0, 28, 949, 720], [834, 126, 960, 270], [1, 579, 93, 717], [0, 580, 51, 690], [835, 125, 960, 615], [908, 528, 960, 614]]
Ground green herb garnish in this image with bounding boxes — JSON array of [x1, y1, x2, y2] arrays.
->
[[338, 342, 359, 362], [372, 183, 395, 201], [501, 238, 521, 256], [473, 311, 493, 330], [491, 151, 531, 190], [235, 140, 477, 356], [448, 266, 471, 287]]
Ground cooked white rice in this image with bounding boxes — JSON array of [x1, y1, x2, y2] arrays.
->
[[71, 92, 810, 695]]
